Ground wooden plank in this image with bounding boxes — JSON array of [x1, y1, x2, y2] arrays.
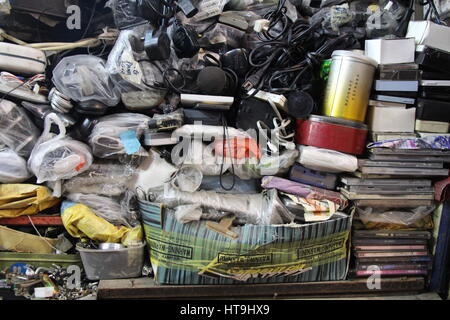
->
[[0, 215, 62, 226], [97, 277, 425, 300]]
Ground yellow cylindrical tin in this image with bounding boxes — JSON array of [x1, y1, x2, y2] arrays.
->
[[322, 50, 378, 122]]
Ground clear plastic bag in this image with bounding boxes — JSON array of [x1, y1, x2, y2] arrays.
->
[[297, 145, 358, 173], [128, 149, 178, 191], [66, 192, 139, 228], [172, 166, 203, 192], [200, 174, 260, 194], [151, 184, 295, 225], [0, 99, 40, 158], [172, 139, 229, 176], [52, 55, 120, 106], [0, 148, 31, 183], [89, 113, 151, 159], [105, 0, 147, 30], [233, 149, 299, 180], [356, 206, 436, 230], [174, 204, 203, 224], [198, 23, 246, 49], [106, 27, 168, 110], [28, 114, 93, 184], [63, 162, 136, 196]]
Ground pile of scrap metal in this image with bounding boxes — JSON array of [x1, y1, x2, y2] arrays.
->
[[1, 264, 97, 300]]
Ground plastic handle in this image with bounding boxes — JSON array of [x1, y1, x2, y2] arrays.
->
[[43, 113, 66, 140]]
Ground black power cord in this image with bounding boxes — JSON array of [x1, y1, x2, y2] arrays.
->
[[241, 0, 360, 96], [420, 0, 442, 24], [219, 114, 236, 192]]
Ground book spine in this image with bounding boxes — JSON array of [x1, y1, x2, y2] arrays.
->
[[356, 269, 428, 276]]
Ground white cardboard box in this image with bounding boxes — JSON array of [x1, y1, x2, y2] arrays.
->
[[367, 105, 416, 132], [406, 21, 450, 54], [415, 120, 450, 133], [365, 38, 415, 65]]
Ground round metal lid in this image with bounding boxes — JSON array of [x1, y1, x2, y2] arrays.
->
[[331, 50, 378, 68], [307, 114, 368, 130]]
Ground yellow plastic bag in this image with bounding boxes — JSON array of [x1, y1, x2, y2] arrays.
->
[[0, 184, 60, 218], [61, 203, 142, 244]]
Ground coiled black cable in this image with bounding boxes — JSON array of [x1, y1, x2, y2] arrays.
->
[[242, 0, 357, 96]]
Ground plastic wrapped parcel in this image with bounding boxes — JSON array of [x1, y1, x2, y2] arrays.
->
[[151, 185, 295, 225]]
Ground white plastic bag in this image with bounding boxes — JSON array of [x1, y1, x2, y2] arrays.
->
[[28, 114, 93, 184], [128, 149, 178, 191], [0, 148, 31, 183]]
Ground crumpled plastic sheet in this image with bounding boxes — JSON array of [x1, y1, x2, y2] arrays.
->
[[0, 99, 40, 158], [356, 206, 436, 230], [66, 192, 139, 228], [63, 162, 136, 196], [0, 147, 31, 183], [151, 184, 295, 225]]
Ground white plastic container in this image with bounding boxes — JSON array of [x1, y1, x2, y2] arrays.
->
[[406, 21, 450, 54], [365, 38, 415, 65], [367, 105, 416, 133], [76, 242, 145, 280], [0, 43, 46, 75]]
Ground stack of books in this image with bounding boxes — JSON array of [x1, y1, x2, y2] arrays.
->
[[368, 63, 419, 142], [352, 230, 432, 277], [415, 46, 450, 134]]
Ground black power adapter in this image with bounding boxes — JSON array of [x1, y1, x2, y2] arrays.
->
[[176, 0, 198, 18], [221, 49, 249, 78], [144, 28, 171, 61], [171, 19, 200, 59], [136, 0, 166, 27]]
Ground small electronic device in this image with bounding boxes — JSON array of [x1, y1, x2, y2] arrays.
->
[[144, 131, 179, 146], [171, 19, 200, 59], [415, 46, 450, 74], [144, 28, 171, 61], [289, 163, 338, 190], [416, 98, 450, 122], [180, 94, 234, 107]]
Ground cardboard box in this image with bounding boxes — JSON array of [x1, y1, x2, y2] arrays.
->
[[365, 38, 415, 65], [367, 105, 416, 133], [406, 21, 450, 54], [140, 201, 352, 285], [415, 120, 450, 133]]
